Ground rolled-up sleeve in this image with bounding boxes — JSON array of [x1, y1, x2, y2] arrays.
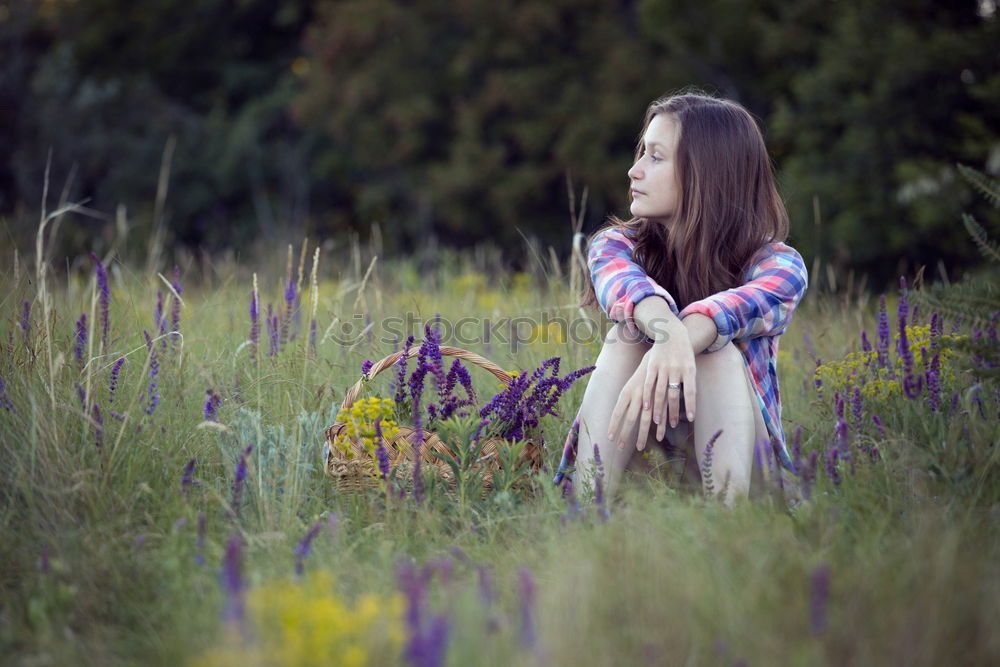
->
[[588, 227, 678, 338], [679, 242, 808, 352]]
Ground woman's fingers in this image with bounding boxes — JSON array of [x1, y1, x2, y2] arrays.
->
[[652, 368, 669, 441], [667, 376, 682, 428], [683, 368, 697, 422]]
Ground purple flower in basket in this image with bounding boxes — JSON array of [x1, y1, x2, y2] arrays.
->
[[395, 335, 415, 406], [375, 416, 391, 482], [361, 359, 374, 380]]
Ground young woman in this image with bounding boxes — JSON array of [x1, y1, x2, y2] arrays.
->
[[553, 92, 808, 507]]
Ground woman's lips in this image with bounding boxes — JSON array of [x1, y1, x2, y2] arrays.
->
[[631, 189, 644, 197]]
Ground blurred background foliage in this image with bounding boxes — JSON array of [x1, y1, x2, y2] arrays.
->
[[1, 0, 999, 286]]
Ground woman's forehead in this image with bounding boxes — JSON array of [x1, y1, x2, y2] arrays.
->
[[643, 114, 679, 146]]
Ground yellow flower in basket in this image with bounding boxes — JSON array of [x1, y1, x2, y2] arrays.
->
[[333, 397, 400, 459]]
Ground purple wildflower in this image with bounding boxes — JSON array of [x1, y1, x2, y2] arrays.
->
[[196, 513, 206, 565], [701, 429, 723, 497], [926, 350, 941, 412], [394, 334, 415, 405], [249, 289, 260, 358], [950, 391, 960, 413], [851, 386, 863, 431], [374, 417, 391, 482], [267, 303, 278, 357], [871, 414, 886, 440], [281, 279, 296, 346], [802, 450, 819, 499], [74, 313, 87, 365], [825, 447, 841, 487], [108, 357, 125, 403], [0, 378, 14, 413], [154, 290, 166, 339], [903, 373, 923, 399], [361, 359, 374, 380], [517, 566, 537, 649], [294, 520, 324, 577], [75, 382, 87, 412], [20, 300, 30, 348], [221, 534, 245, 625], [180, 457, 197, 502], [814, 360, 823, 397], [897, 279, 913, 373], [929, 312, 941, 351], [810, 565, 830, 636], [92, 404, 104, 448], [204, 388, 222, 421], [92, 253, 110, 349], [593, 443, 608, 521], [876, 295, 890, 369], [170, 266, 182, 341], [398, 559, 450, 667], [140, 331, 160, 415], [860, 330, 871, 354], [231, 445, 253, 518]]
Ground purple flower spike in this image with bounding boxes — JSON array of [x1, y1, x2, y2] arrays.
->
[[231, 445, 253, 519], [903, 373, 923, 399], [92, 253, 110, 350], [294, 520, 324, 577], [871, 414, 886, 440], [170, 266, 182, 342], [180, 457, 197, 502], [204, 388, 222, 421], [154, 290, 166, 338], [374, 417, 391, 482], [361, 359, 374, 379], [860, 330, 871, 354], [267, 304, 279, 357], [926, 351, 941, 412], [877, 295, 890, 370], [109, 357, 125, 403], [249, 289, 260, 358], [20, 300, 31, 347], [593, 443, 608, 521], [517, 566, 538, 649], [221, 534, 245, 625], [851, 386, 863, 431], [74, 313, 88, 364], [92, 403, 104, 448], [897, 280, 913, 373], [810, 564, 830, 636], [825, 447, 841, 487], [140, 331, 160, 415]]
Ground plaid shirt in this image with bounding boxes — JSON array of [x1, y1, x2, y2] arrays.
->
[[554, 225, 809, 484]]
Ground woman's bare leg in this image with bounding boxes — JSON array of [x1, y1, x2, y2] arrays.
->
[[574, 324, 651, 500], [685, 342, 765, 507]]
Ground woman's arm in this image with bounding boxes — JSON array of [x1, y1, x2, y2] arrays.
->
[[678, 242, 809, 352], [588, 226, 679, 340]]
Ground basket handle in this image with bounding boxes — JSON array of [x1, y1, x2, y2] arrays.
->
[[339, 346, 514, 413]]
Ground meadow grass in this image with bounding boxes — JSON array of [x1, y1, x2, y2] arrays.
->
[[0, 237, 998, 666]]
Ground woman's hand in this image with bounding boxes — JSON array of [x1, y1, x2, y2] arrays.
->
[[607, 323, 697, 451]]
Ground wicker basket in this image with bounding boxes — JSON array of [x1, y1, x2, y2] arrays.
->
[[324, 345, 543, 493]]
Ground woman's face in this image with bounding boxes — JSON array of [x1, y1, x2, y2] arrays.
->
[[627, 113, 681, 223]]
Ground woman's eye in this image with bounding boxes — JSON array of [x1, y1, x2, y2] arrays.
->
[[650, 154, 661, 163]]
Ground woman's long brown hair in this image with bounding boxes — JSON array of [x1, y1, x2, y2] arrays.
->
[[583, 92, 789, 311]]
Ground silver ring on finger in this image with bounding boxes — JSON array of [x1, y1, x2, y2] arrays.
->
[[668, 382, 682, 390]]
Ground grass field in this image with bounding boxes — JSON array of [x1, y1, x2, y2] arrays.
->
[[1, 235, 998, 666]]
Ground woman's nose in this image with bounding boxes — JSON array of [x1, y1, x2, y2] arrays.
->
[[627, 160, 642, 180]]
